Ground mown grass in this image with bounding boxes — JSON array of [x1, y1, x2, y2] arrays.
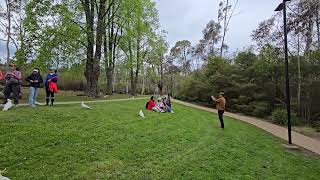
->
[[0, 100, 319, 179]]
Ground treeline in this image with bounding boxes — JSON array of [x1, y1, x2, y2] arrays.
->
[[176, 49, 320, 124], [1, 0, 172, 97], [176, 0, 320, 126]]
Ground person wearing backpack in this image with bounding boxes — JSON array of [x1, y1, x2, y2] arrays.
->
[[25, 68, 43, 107]]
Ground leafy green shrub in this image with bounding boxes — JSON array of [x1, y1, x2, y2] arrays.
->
[[312, 120, 320, 132], [235, 104, 254, 114], [272, 109, 287, 126], [271, 109, 301, 126], [250, 102, 270, 118]]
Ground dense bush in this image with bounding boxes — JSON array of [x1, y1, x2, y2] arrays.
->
[[272, 109, 288, 126], [272, 109, 302, 126], [176, 49, 320, 126], [250, 102, 270, 118]]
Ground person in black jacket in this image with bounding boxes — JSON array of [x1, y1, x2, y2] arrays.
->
[[25, 68, 43, 107]]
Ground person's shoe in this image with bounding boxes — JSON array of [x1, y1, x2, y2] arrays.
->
[[35, 101, 42, 106]]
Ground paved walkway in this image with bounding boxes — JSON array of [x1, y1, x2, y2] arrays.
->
[[173, 99, 320, 155]]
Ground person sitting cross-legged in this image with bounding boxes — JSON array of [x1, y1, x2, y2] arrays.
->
[[156, 98, 167, 113], [147, 96, 161, 112], [165, 94, 174, 113]]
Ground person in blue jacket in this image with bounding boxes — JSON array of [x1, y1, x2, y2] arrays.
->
[[45, 67, 58, 106]]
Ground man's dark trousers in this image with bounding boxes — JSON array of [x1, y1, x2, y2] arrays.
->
[[218, 110, 225, 129]]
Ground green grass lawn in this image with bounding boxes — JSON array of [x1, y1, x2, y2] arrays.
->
[[1, 99, 320, 179]]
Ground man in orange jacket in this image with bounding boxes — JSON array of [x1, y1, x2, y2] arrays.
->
[[211, 92, 226, 129]]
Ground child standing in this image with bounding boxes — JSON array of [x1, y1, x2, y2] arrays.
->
[[25, 68, 43, 107], [45, 67, 58, 106]]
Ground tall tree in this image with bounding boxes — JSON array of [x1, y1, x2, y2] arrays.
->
[[104, 0, 123, 95], [120, 0, 159, 96], [171, 40, 192, 77], [81, 0, 116, 97], [194, 20, 222, 60], [218, 0, 238, 57]]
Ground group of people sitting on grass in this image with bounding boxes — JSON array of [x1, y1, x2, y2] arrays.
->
[[0, 63, 58, 108], [146, 94, 174, 113]]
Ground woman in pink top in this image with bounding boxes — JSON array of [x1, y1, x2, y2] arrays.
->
[[3, 64, 22, 105]]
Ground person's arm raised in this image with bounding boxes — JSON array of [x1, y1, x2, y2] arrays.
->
[[211, 96, 216, 102]]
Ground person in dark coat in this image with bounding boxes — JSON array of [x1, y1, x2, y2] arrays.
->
[[25, 68, 43, 107]]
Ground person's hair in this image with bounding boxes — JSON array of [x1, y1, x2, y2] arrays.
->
[[15, 67, 20, 71], [150, 96, 154, 100]]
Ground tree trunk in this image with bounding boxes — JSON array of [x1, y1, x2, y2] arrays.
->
[[84, 0, 95, 96], [128, 40, 136, 96], [141, 62, 145, 95], [130, 66, 135, 96], [83, 0, 105, 97], [5, 0, 11, 69], [305, 18, 313, 53], [106, 67, 114, 95], [159, 60, 164, 96], [297, 35, 301, 116], [132, 37, 141, 96], [126, 80, 129, 94], [170, 74, 173, 95], [317, 8, 320, 50], [220, 0, 229, 57]]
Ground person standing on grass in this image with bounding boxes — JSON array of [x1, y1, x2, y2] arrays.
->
[[45, 67, 58, 106], [3, 63, 22, 106], [211, 92, 226, 129], [25, 68, 43, 107]]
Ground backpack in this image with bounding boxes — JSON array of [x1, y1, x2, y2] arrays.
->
[[145, 102, 149, 109]]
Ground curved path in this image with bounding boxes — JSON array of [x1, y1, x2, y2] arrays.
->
[[173, 99, 320, 155]]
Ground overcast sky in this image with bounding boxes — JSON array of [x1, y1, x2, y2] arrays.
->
[[0, 0, 281, 60], [155, 0, 280, 53]]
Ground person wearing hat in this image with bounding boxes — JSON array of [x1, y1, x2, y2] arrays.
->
[[45, 67, 58, 106], [25, 68, 43, 107], [2, 63, 22, 105], [211, 92, 226, 129]]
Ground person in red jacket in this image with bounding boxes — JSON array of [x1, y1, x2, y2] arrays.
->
[[147, 96, 160, 112]]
